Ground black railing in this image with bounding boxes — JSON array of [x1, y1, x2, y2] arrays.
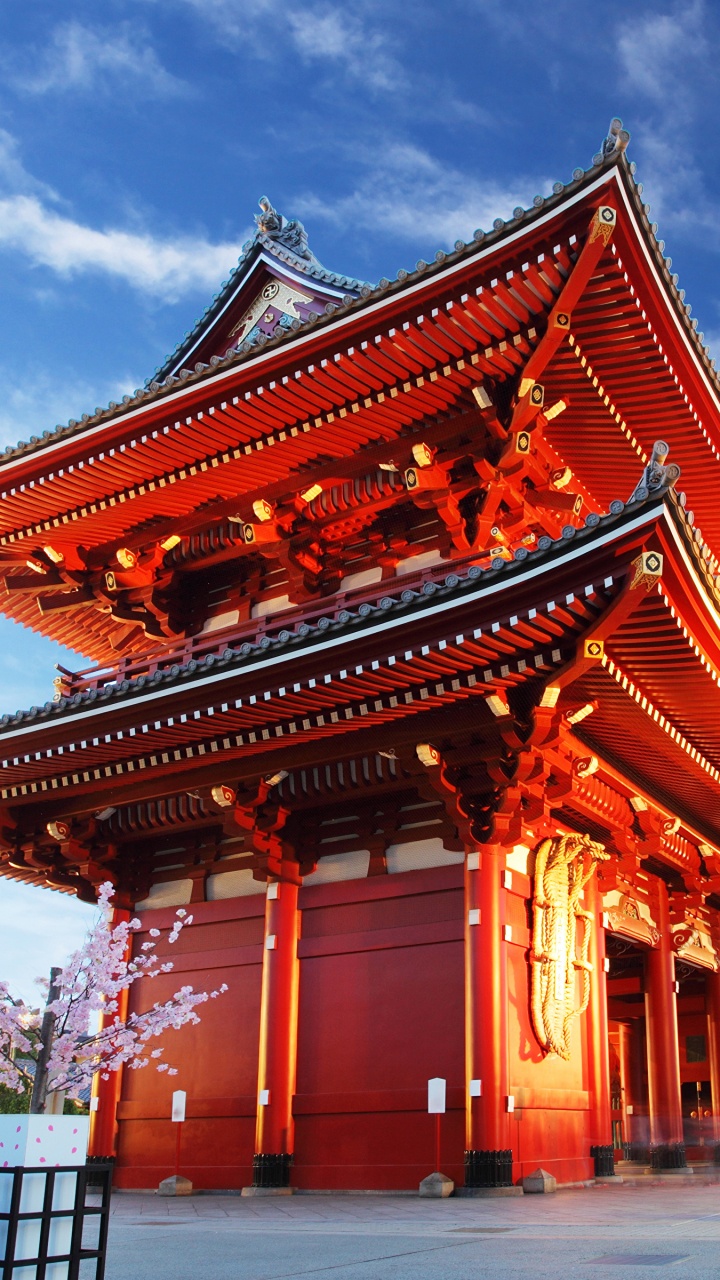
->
[[85, 1156, 115, 1189], [251, 1153, 293, 1188], [626, 1141, 650, 1164], [1, 1162, 112, 1279], [464, 1149, 514, 1188], [590, 1144, 616, 1177], [650, 1142, 687, 1170]]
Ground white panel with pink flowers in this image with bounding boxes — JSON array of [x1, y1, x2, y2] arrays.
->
[[0, 1115, 90, 1168]]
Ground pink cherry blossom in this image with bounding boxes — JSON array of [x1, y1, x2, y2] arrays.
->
[[0, 881, 228, 1107]]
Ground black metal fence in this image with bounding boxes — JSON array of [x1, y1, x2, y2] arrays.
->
[[464, 1148, 514, 1188], [0, 1162, 112, 1279]]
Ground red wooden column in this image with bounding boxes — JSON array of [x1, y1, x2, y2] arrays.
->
[[585, 874, 614, 1175], [705, 969, 720, 1143], [88, 908, 130, 1160], [245, 868, 301, 1192], [464, 843, 512, 1188], [644, 881, 686, 1165]]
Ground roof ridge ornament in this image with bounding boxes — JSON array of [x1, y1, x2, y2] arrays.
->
[[594, 117, 630, 166], [255, 196, 312, 260], [628, 440, 681, 504]]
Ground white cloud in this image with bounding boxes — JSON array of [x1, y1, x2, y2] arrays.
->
[[163, 0, 405, 91], [0, 129, 57, 203], [616, 0, 707, 111], [295, 141, 548, 248], [612, 0, 718, 260], [5, 20, 188, 99], [285, 7, 404, 91], [0, 130, 248, 300], [0, 194, 246, 300]]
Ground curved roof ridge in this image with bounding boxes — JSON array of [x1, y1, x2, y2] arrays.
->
[[6, 117, 715, 472]]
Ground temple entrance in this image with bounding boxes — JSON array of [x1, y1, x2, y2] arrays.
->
[[606, 934, 650, 1162], [605, 928, 720, 1166], [676, 959, 715, 1157]]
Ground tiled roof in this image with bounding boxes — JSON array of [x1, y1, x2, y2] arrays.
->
[[0, 486, 706, 731], [1, 119, 716, 488]]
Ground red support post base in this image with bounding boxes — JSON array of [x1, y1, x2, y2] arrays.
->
[[645, 881, 686, 1166], [464, 845, 513, 1187], [244, 870, 300, 1193]]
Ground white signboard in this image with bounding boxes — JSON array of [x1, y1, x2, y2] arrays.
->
[[171, 1090, 187, 1123], [427, 1077, 446, 1114]]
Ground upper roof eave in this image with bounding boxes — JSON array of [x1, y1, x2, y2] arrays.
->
[[2, 136, 717, 484], [3, 486, 718, 740]]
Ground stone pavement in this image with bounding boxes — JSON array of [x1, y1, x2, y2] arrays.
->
[[100, 1179, 720, 1279]]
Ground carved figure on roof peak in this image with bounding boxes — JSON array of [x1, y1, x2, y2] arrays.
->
[[256, 196, 312, 259], [601, 117, 630, 159], [628, 439, 681, 504]]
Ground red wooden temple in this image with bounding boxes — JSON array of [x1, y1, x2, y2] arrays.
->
[[2, 118, 720, 1191]]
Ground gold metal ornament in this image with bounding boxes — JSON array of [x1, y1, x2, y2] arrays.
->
[[530, 833, 609, 1060]]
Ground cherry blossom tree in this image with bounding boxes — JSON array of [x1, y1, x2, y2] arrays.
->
[[0, 883, 227, 1113]]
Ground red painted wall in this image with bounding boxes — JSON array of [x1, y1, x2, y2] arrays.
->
[[113, 860, 603, 1189], [294, 866, 465, 1189], [114, 894, 264, 1190]]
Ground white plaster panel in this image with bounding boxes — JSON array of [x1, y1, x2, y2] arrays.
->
[[135, 879, 193, 911], [303, 849, 371, 885], [386, 837, 464, 874], [395, 550, 445, 575], [340, 567, 383, 591], [206, 868, 266, 900], [251, 594, 291, 618], [201, 609, 239, 634]]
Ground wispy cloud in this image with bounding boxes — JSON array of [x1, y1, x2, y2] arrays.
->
[[0, 129, 57, 202], [285, 7, 404, 91], [159, 0, 405, 92], [0, 195, 245, 299], [4, 20, 188, 99], [613, 0, 717, 261], [616, 0, 707, 114], [0, 131, 246, 300], [295, 140, 548, 249], [0, 362, 139, 451]]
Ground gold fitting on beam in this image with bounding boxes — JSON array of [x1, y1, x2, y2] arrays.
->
[[252, 499, 275, 522], [210, 784, 236, 808], [411, 442, 434, 468], [46, 820, 71, 842], [583, 638, 604, 660], [544, 398, 568, 421], [566, 702, 595, 725]]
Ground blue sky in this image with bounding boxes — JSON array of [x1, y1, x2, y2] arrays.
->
[[2, 0, 720, 993]]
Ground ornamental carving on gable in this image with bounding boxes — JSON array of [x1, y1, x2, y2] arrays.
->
[[227, 277, 314, 349], [530, 833, 609, 1060]]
